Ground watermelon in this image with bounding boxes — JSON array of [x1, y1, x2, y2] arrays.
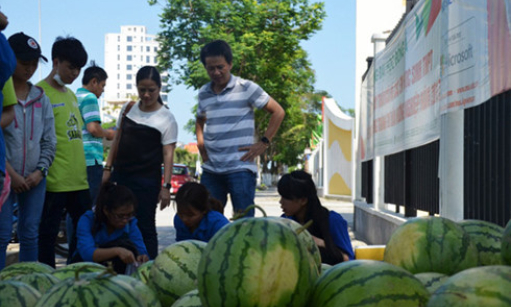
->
[[198, 217, 318, 307], [0, 262, 54, 280], [51, 262, 106, 280], [107, 274, 161, 307], [320, 263, 332, 275], [384, 216, 478, 275], [171, 289, 202, 307], [0, 280, 41, 307], [502, 220, 511, 265], [10, 273, 60, 294], [131, 260, 153, 284], [427, 265, 511, 306], [414, 272, 448, 294], [149, 240, 207, 306], [459, 219, 504, 265], [35, 271, 147, 306], [309, 260, 430, 307], [269, 217, 322, 274]]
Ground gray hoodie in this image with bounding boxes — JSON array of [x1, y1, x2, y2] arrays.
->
[[4, 83, 56, 176]]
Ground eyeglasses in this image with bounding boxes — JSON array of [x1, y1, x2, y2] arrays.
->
[[109, 212, 135, 221]]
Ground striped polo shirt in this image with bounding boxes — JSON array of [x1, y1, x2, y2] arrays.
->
[[197, 75, 270, 174], [77, 87, 103, 166]]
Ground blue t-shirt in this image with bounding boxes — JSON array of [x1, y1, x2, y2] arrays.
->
[[76, 210, 148, 262], [283, 210, 355, 260], [174, 210, 229, 242]]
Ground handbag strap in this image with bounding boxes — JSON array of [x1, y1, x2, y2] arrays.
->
[[110, 101, 136, 165]]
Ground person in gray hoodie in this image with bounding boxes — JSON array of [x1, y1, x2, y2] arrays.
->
[[0, 32, 56, 269]]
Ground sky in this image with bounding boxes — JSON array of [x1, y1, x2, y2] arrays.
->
[[1, 0, 356, 144]]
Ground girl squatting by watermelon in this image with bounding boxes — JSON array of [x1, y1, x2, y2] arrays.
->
[[74, 182, 149, 273], [278, 170, 355, 264], [174, 182, 229, 242]]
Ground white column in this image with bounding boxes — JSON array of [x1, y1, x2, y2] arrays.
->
[[439, 110, 464, 220], [371, 33, 387, 210]]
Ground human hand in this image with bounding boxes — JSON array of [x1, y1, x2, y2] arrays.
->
[[312, 235, 325, 248], [106, 129, 116, 141], [137, 254, 149, 263], [25, 170, 43, 188], [158, 188, 171, 210], [116, 247, 136, 264], [11, 173, 30, 193], [239, 142, 269, 162]]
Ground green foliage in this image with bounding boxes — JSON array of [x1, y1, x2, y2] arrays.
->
[[150, 0, 326, 171], [174, 147, 197, 168]]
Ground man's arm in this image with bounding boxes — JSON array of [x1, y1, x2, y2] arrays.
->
[[196, 116, 209, 162], [86, 121, 115, 140], [240, 97, 285, 162]]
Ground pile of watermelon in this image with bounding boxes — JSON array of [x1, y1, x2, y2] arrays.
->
[[1, 216, 510, 306]]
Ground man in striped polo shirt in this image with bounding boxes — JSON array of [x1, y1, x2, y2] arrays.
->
[[196, 40, 285, 217], [76, 63, 115, 205]]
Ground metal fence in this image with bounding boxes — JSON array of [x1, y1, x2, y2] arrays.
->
[[464, 91, 511, 226]]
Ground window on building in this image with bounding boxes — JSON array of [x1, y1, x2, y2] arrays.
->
[[154, 56, 157, 63], [146, 46, 150, 52], [117, 45, 120, 51], [146, 56, 150, 63], [117, 55, 120, 61], [127, 84, 132, 90], [117, 83, 120, 89], [127, 74, 132, 80], [154, 47, 157, 52], [141, 46, 143, 52], [117, 64, 120, 70], [117, 74, 120, 80], [127, 45, 132, 51], [127, 65, 132, 71], [117, 36, 120, 42], [127, 55, 132, 61], [127, 36, 133, 42]]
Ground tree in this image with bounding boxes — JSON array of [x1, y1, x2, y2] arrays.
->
[[150, 0, 326, 171]]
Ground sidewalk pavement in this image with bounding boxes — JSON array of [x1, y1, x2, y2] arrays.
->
[[7, 187, 364, 267]]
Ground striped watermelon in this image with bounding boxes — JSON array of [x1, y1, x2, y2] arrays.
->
[[10, 273, 60, 294], [35, 271, 147, 306], [414, 272, 448, 294], [0, 280, 41, 307], [320, 263, 332, 276], [459, 219, 504, 265], [107, 274, 161, 307], [51, 262, 106, 280], [427, 265, 511, 306], [131, 260, 153, 284], [384, 216, 478, 275], [171, 289, 202, 307], [198, 217, 318, 307], [269, 217, 322, 274], [502, 220, 511, 265], [310, 260, 430, 307], [149, 240, 207, 306], [0, 262, 54, 280]]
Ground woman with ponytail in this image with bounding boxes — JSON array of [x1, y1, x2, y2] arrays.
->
[[75, 182, 149, 273], [102, 66, 178, 259], [278, 170, 354, 264]]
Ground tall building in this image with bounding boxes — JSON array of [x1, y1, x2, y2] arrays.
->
[[103, 25, 167, 106]]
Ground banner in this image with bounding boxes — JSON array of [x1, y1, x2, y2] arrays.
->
[[360, 0, 511, 160]]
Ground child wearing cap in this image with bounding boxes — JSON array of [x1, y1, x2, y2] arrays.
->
[[0, 32, 57, 270]]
